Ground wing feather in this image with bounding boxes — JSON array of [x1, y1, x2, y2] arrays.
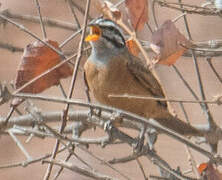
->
[[123, 50, 167, 107]]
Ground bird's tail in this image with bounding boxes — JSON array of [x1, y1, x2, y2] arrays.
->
[[156, 112, 202, 136]]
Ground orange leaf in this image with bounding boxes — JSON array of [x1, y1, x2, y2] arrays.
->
[[125, 0, 148, 31], [198, 162, 222, 180], [15, 40, 73, 93], [151, 20, 192, 66], [126, 38, 140, 56], [198, 163, 208, 174]]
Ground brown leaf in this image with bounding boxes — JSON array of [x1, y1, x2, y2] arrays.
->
[[151, 20, 192, 66], [15, 40, 73, 93], [100, 1, 122, 21], [198, 162, 222, 180], [125, 0, 148, 31], [126, 38, 140, 56]]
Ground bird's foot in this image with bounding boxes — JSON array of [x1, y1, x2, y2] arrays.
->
[[132, 125, 147, 153], [147, 128, 158, 150], [110, 112, 123, 127], [104, 120, 114, 142]]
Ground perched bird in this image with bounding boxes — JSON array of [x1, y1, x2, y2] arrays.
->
[[84, 18, 201, 136]]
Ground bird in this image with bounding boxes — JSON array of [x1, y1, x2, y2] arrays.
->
[[84, 18, 201, 136]]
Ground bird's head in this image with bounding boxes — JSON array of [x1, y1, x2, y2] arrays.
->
[[85, 18, 126, 58]]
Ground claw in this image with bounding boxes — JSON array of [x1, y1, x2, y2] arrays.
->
[[104, 120, 113, 131], [133, 125, 147, 153]]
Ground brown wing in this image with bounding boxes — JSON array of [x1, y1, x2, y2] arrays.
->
[[123, 50, 167, 107]]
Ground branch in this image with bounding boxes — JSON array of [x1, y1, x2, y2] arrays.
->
[[42, 159, 115, 180], [108, 93, 222, 106], [154, 0, 222, 16], [0, 41, 23, 53], [0, 145, 66, 169], [1, 9, 78, 31], [3, 93, 221, 160]]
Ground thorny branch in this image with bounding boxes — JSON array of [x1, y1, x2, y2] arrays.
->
[[42, 159, 115, 180], [153, 0, 222, 16], [1, 93, 222, 161]]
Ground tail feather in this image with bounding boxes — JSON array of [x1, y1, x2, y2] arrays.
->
[[155, 112, 202, 136]]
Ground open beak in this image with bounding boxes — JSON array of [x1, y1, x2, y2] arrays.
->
[[85, 26, 101, 42]]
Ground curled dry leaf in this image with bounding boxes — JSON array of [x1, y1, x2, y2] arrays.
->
[[15, 40, 73, 93], [125, 0, 148, 31], [126, 38, 140, 56], [198, 162, 222, 180], [151, 20, 192, 66], [99, 0, 122, 21]]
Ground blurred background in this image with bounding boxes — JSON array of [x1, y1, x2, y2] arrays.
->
[[0, 0, 221, 179]]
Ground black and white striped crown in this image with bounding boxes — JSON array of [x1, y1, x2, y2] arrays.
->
[[89, 18, 125, 48]]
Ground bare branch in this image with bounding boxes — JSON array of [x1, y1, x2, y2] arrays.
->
[[42, 159, 115, 180], [108, 93, 222, 105], [0, 146, 66, 169], [1, 9, 78, 31]]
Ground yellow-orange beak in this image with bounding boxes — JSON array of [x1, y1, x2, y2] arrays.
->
[[85, 26, 101, 42]]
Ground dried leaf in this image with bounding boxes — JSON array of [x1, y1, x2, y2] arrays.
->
[[151, 20, 192, 66], [99, 1, 122, 20], [126, 38, 140, 56], [198, 162, 222, 180], [125, 0, 148, 31], [198, 163, 208, 174], [15, 40, 73, 93]]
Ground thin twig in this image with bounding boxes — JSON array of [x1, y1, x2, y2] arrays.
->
[[172, 12, 187, 23], [206, 58, 222, 84], [53, 145, 74, 180], [0, 146, 66, 169], [185, 145, 200, 178], [43, 159, 115, 180], [78, 145, 132, 180], [154, 0, 222, 16], [178, 102, 200, 178], [58, 82, 67, 98], [67, 0, 81, 29], [1, 10, 78, 31], [108, 93, 221, 105], [153, 160, 190, 180], [70, 0, 93, 20], [136, 158, 148, 180], [0, 13, 66, 58], [34, 0, 47, 39], [43, 1, 91, 179], [3, 107, 15, 127], [59, 28, 82, 48], [8, 129, 32, 160], [0, 41, 23, 52]]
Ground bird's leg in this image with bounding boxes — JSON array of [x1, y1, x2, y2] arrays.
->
[[147, 128, 158, 150], [104, 120, 114, 141], [133, 124, 147, 153], [103, 112, 123, 141], [88, 107, 102, 131], [110, 111, 123, 127], [104, 120, 137, 146]]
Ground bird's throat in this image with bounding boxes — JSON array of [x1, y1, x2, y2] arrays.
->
[[89, 41, 124, 67]]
